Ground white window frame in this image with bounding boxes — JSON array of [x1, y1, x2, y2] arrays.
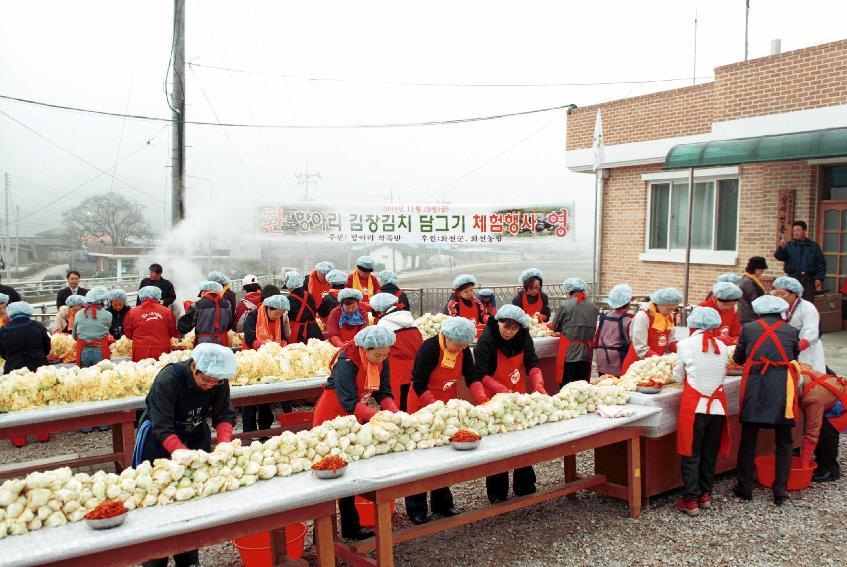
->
[[639, 169, 740, 266]]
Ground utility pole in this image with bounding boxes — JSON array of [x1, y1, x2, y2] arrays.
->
[[170, 0, 186, 225], [294, 159, 320, 201], [744, 0, 750, 61], [4, 173, 10, 278], [14, 205, 19, 272]]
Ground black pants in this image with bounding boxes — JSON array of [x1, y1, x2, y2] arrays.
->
[[241, 404, 274, 432], [142, 550, 198, 567], [404, 487, 454, 519], [562, 360, 591, 384], [815, 417, 841, 478], [486, 466, 536, 502], [399, 384, 410, 413], [736, 423, 793, 497], [338, 496, 363, 537], [680, 414, 724, 502], [793, 274, 817, 303]]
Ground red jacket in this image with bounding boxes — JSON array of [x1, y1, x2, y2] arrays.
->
[[234, 291, 262, 330], [389, 327, 423, 388], [124, 300, 179, 362], [698, 296, 741, 344], [346, 272, 381, 298], [325, 305, 369, 347]]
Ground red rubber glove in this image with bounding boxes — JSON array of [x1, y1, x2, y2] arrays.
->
[[537, 313, 548, 322], [798, 338, 810, 351], [162, 434, 188, 454], [667, 341, 678, 353], [418, 390, 437, 407], [329, 336, 345, 348], [718, 336, 738, 346], [468, 381, 490, 405], [278, 340, 288, 347], [379, 397, 399, 413], [482, 376, 509, 396], [353, 403, 378, 424], [528, 367, 547, 394], [253, 339, 267, 350], [216, 422, 234, 443], [646, 350, 659, 358]]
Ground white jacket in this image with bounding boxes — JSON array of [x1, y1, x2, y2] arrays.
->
[[377, 309, 417, 332], [783, 298, 826, 373], [672, 330, 729, 415]]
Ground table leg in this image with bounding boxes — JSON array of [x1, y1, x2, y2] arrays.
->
[[627, 434, 642, 518], [374, 498, 394, 567], [563, 454, 577, 482], [314, 515, 337, 567], [113, 421, 136, 472]]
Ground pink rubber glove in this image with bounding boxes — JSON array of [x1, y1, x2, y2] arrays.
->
[[379, 397, 399, 413], [468, 381, 490, 405], [353, 403, 378, 423], [798, 338, 810, 351], [528, 367, 547, 394], [482, 376, 509, 396], [418, 390, 437, 407], [216, 422, 234, 443]]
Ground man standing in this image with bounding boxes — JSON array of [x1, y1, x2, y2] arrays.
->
[[137, 263, 177, 307], [773, 221, 827, 301], [56, 270, 88, 309]]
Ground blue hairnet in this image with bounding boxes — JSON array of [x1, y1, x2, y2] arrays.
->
[[108, 288, 128, 302], [478, 288, 495, 298], [564, 277, 587, 293], [494, 304, 531, 328], [688, 306, 722, 330], [338, 288, 363, 302], [138, 286, 163, 301], [712, 282, 742, 301], [207, 271, 231, 286], [753, 295, 789, 315], [192, 343, 238, 379], [354, 325, 397, 349], [6, 301, 32, 319], [440, 316, 476, 344], [651, 287, 683, 305], [716, 273, 742, 285], [85, 286, 110, 305], [0, 293, 9, 305], [326, 269, 348, 286], [378, 270, 399, 286], [199, 280, 224, 293], [285, 271, 305, 290], [519, 268, 543, 285], [314, 261, 335, 275], [370, 293, 398, 313], [607, 284, 633, 309], [773, 276, 804, 296], [263, 295, 290, 311], [65, 294, 86, 307], [356, 256, 375, 271], [452, 274, 477, 290]]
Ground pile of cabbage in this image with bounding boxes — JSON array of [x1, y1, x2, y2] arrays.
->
[[618, 353, 678, 390], [170, 331, 244, 350], [109, 336, 133, 357], [48, 334, 76, 361], [414, 313, 450, 340], [528, 315, 555, 338], [0, 380, 629, 538]]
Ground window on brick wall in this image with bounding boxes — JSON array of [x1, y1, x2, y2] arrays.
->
[[647, 178, 739, 252]]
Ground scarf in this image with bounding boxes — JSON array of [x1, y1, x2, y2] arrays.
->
[[67, 308, 77, 331], [648, 302, 674, 333], [744, 273, 766, 294], [700, 329, 720, 354], [83, 305, 101, 319], [352, 272, 374, 297], [255, 305, 281, 344], [575, 291, 586, 304], [438, 333, 459, 369], [339, 308, 366, 327], [358, 347, 382, 392], [783, 297, 802, 323]]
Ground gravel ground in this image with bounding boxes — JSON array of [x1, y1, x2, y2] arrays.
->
[[3, 411, 845, 566]]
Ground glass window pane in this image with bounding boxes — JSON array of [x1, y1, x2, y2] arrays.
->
[[824, 277, 836, 293], [671, 182, 715, 249], [842, 209, 847, 229], [670, 183, 689, 249], [716, 179, 738, 250], [824, 232, 839, 252], [825, 254, 838, 274], [841, 232, 847, 252], [824, 209, 841, 230], [649, 183, 670, 249]]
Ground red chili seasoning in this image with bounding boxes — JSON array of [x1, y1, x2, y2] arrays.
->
[[312, 455, 348, 472], [84, 499, 127, 520], [450, 430, 481, 443]]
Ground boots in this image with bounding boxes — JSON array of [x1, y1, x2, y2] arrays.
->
[[800, 439, 817, 468]]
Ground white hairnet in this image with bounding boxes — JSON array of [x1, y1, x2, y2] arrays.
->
[[354, 325, 397, 349], [108, 288, 128, 302], [452, 274, 477, 290], [369, 293, 398, 313], [477, 288, 495, 298], [688, 306, 721, 330], [65, 294, 86, 307], [315, 261, 335, 274], [753, 295, 789, 315], [356, 255, 376, 271], [285, 271, 305, 290], [564, 277, 587, 293], [716, 273, 742, 285], [519, 268, 543, 285], [85, 286, 110, 305], [773, 276, 804, 296], [712, 282, 742, 301], [0, 293, 9, 305], [338, 288, 363, 302], [192, 343, 238, 379], [494, 304, 531, 328], [326, 269, 348, 286], [138, 286, 163, 301], [263, 295, 290, 311], [378, 270, 398, 286], [440, 316, 476, 344], [651, 287, 683, 305], [199, 280, 224, 293], [207, 271, 231, 286], [6, 301, 32, 319], [607, 284, 633, 309]]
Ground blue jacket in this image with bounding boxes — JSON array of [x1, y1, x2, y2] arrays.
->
[[773, 238, 826, 280]]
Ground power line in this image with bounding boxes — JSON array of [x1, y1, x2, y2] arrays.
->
[[187, 62, 715, 88], [0, 93, 575, 129]]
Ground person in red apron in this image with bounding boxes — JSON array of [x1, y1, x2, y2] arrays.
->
[[242, 294, 291, 350], [376, 299, 423, 411], [405, 316, 478, 525], [512, 268, 551, 322], [619, 287, 682, 376], [672, 307, 731, 516], [326, 288, 370, 347], [207, 271, 237, 331], [552, 278, 599, 384], [444, 274, 488, 324], [474, 305, 547, 503], [798, 368, 847, 481], [304, 260, 335, 307], [377, 270, 411, 312], [594, 284, 633, 377], [347, 255, 381, 305], [731, 295, 802, 506], [317, 269, 348, 321], [284, 272, 323, 344], [72, 286, 113, 368], [124, 286, 179, 363], [478, 288, 498, 317], [312, 326, 398, 540], [177, 281, 232, 346], [698, 282, 742, 345]]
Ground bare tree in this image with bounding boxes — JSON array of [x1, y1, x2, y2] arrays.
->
[[62, 193, 153, 246]]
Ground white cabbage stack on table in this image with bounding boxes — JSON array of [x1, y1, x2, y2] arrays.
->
[[110, 336, 133, 357], [48, 334, 76, 360], [528, 314, 554, 337], [619, 353, 678, 389], [414, 313, 450, 340]]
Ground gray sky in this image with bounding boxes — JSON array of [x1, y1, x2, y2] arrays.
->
[[1, 0, 846, 239]]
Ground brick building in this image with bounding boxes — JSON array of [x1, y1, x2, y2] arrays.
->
[[566, 39, 847, 303]]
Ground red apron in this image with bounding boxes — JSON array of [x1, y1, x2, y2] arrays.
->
[[491, 350, 527, 394], [520, 292, 545, 321], [676, 381, 731, 457], [74, 306, 112, 363], [339, 322, 365, 344], [457, 297, 482, 323], [313, 348, 381, 426], [288, 291, 317, 344], [406, 348, 464, 414], [739, 319, 800, 422], [802, 372, 847, 432], [555, 335, 593, 384], [308, 270, 331, 308], [193, 293, 229, 346], [619, 308, 671, 376]]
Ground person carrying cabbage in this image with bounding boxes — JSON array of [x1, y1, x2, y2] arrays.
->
[[551, 278, 599, 384], [124, 286, 179, 363], [178, 280, 233, 346], [313, 326, 398, 540], [317, 269, 349, 320], [326, 288, 370, 347], [377, 269, 411, 312], [478, 288, 497, 317], [474, 305, 547, 503], [106, 288, 131, 340], [72, 286, 113, 368], [52, 293, 85, 334], [698, 282, 742, 345], [619, 287, 682, 376], [304, 260, 335, 306], [207, 271, 237, 330], [594, 284, 634, 377], [134, 343, 237, 567], [444, 274, 488, 324], [672, 306, 731, 517], [284, 271, 324, 343], [347, 255, 381, 304], [512, 268, 551, 322], [405, 317, 478, 525], [374, 293, 423, 410]]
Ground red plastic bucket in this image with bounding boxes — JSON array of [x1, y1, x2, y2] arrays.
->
[[277, 411, 315, 428], [755, 455, 817, 491], [232, 522, 307, 566], [354, 496, 395, 527]]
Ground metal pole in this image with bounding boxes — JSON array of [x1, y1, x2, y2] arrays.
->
[[682, 167, 695, 324], [744, 0, 750, 61], [592, 170, 603, 300], [170, 0, 186, 225], [14, 204, 19, 272], [692, 8, 698, 86], [4, 173, 11, 279]]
